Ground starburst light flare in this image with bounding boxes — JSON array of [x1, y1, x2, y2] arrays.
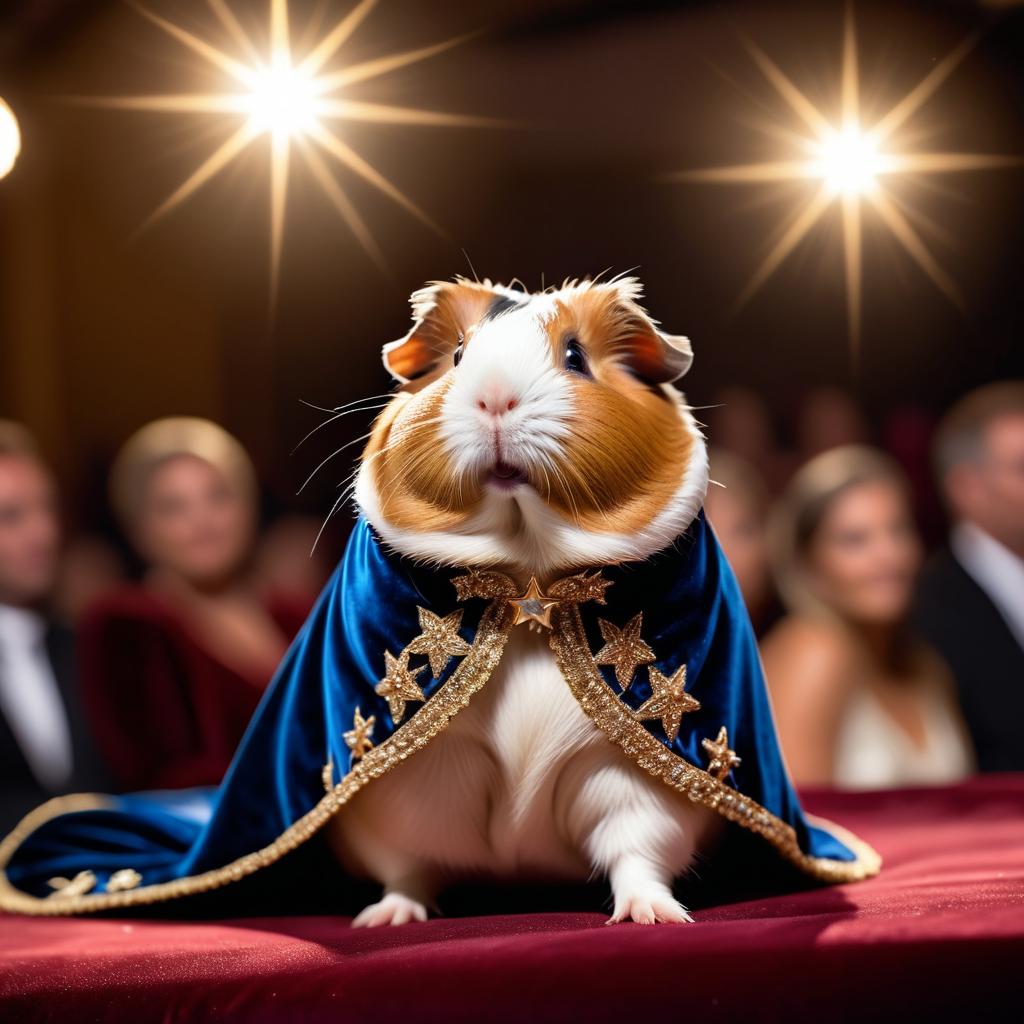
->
[[78, 0, 495, 300], [667, 7, 1021, 356]]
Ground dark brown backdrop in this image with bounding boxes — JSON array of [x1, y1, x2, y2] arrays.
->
[[1, 0, 1022, 536]]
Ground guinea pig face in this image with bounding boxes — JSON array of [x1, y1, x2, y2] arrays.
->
[[355, 277, 708, 574]]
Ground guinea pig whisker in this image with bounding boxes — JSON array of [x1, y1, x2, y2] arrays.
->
[[310, 404, 447, 494], [535, 460, 552, 501], [300, 393, 395, 413], [297, 428, 381, 494], [550, 450, 616, 528], [543, 456, 584, 525], [299, 398, 340, 415], [337, 392, 399, 409], [311, 488, 351, 557], [372, 429, 458, 512], [361, 415, 448, 473], [292, 401, 391, 453], [564, 466, 603, 526]]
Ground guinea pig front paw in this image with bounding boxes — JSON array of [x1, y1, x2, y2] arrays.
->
[[351, 891, 431, 927], [606, 885, 694, 926]]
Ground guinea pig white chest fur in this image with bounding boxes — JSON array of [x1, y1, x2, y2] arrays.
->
[[329, 623, 722, 924], [329, 275, 720, 925]]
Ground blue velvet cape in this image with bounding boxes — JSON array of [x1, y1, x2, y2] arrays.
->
[[0, 510, 878, 915]]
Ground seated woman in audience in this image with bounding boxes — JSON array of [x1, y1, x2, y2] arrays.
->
[[760, 446, 974, 789], [79, 418, 311, 791]]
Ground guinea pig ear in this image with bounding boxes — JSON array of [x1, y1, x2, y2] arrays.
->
[[626, 324, 693, 383], [596, 279, 693, 383], [382, 279, 500, 383]]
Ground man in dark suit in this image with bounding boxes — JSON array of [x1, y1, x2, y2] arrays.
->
[[913, 383, 1024, 772], [0, 422, 109, 832]]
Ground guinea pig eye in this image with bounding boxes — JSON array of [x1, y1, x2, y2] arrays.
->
[[563, 337, 589, 376], [452, 331, 465, 367]]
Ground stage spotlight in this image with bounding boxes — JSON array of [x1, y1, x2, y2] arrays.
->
[[244, 62, 319, 139], [813, 124, 882, 196], [0, 98, 21, 179], [667, 8, 1021, 353], [76, 0, 493, 299]]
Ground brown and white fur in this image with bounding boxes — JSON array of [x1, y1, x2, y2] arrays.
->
[[328, 276, 721, 926]]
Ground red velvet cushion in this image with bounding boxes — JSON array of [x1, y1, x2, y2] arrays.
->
[[2, 776, 1022, 1022]]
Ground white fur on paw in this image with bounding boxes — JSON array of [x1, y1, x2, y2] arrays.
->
[[351, 892, 430, 927], [607, 890, 694, 925]]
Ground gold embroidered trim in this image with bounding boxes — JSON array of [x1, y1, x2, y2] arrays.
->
[[450, 569, 519, 601], [547, 602, 881, 884], [546, 571, 611, 605], [0, 598, 516, 916]]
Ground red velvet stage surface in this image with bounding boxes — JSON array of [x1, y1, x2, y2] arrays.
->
[[2, 776, 1022, 1023]]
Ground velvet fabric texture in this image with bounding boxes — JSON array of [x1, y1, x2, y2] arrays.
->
[[1, 778, 1019, 1023], [1, 511, 873, 914]]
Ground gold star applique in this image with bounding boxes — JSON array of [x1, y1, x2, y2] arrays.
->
[[593, 613, 656, 689], [106, 868, 142, 893], [374, 650, 426, 722], [405, 607, 472, 677], [511, 576, 558, 631], [343, 706, 376, 760], [46, 870, 97, 899], [702, 726, 741, 782], [633, 663, 700, 742]]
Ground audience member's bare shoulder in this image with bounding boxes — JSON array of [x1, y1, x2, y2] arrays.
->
[[761, 615, 858, 694]]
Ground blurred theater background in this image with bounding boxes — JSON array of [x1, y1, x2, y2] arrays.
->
[[0, 0, 1022, 824]]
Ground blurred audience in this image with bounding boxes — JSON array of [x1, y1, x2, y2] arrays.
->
[[882, 405, 945, 549], [252, 514, 334, 607], [79, 417, 310, 792], [913, 382, 1024, 772], [0, 422, 109, 831], [795, 387, 869, 462], [704, 387, 796, 493], [761, 446, 974, 789], [51, 534, 127, 625], [705, 449, 782, 636]]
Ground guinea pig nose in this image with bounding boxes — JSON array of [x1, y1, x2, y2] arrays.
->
[[476, 387, 519, 417]]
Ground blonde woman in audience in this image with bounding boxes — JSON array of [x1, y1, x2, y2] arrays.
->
[[79, 418, 310, 791], [760, 446, 974, 789]]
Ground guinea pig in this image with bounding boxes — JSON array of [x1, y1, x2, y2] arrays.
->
[[327, 275, 721, 926]]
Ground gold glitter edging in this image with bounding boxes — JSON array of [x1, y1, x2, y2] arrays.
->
[[0, 599, 516, 916], [548, 602, 881, 884]]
